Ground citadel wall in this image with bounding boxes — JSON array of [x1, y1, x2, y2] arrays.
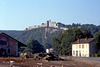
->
[[26, 20, 68, 30]]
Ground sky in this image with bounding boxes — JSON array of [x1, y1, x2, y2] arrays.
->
[[0, 0, 100, 30]]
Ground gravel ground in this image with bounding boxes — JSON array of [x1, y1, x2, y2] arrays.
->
[[0, 57, 95, 67]]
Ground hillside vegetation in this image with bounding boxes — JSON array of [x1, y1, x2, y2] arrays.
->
[[52, 28, 93, 55], [1, 23, 100, 49], [16, 27, 63, 48]]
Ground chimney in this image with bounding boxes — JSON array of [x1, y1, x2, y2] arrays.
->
[[85, 37, 88, 40], [77, 38, 80, 43]]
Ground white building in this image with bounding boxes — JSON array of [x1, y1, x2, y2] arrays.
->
[[72, 38, 97, 57], [46, 48, 53, 53]]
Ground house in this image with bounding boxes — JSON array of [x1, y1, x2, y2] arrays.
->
[[0, 32, 27, 57], [46, 48, 53, 53], [72, 37, 97, 57]]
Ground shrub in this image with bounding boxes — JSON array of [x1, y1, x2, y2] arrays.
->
[[94, 54, 98, 57]]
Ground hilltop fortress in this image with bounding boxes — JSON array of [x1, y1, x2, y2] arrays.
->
[[26, 20, 68, 30]]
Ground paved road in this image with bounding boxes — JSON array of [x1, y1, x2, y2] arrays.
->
[[60, 56, 100, 62], [72, 57, 100, 62]]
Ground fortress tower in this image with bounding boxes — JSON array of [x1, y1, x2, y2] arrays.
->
[[46, 20, 51, 28], [26, 20, 68, 30]]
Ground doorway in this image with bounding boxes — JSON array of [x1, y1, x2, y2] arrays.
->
[[0, 48, 7, 56], [79, 50, 81, 57], [76, 51, 78, 56]]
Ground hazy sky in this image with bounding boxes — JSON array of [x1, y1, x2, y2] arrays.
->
[[0, 0, 100, 30]]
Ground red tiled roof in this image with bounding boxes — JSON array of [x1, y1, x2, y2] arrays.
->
[[72, 38, 95, 44]]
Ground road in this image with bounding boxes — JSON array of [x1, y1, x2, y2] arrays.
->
[[60, 56, 100, 62], [72, 57, 100, 62]]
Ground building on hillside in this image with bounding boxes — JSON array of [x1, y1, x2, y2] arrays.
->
[[72, 37, 97, 57], [60, 27, 68, 30], [0, 32, 27, 57], [46, 20, 58, 28], [26, 20, 68, 30]]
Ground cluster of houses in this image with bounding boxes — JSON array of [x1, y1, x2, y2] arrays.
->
[[0, 32, 98, 57]]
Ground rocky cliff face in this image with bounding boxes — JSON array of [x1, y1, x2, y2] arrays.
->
[[44, 28, 60, 39]]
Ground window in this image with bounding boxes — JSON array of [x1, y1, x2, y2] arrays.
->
[[73, 45, 74, 48], [86, 51, 87, 54], [82, 45, 84, 48], [82, 50, 84, 56], [79, 45, 81, 48], [8, 49, 10, 53], [86, 45, 87, 48], [73, 51, 75, 55], [76, 45, 78, 49], [0, 40, 7, 45]]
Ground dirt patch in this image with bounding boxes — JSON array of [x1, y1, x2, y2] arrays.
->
[[0, 57, 96, 67], [72, 59, 100, 67]]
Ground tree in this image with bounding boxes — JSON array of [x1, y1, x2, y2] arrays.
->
[[95, 31, 100, 49], [23, 47, 33, 53], [52, 28, 93, 56], [44, 43, 52, 49], [26, 39, 45, 54]]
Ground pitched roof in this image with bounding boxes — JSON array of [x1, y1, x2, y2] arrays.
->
[[72, 38, 95, 44], [0, 32, 27, 47]]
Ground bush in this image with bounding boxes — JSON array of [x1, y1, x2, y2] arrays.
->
[[91, 53, 100, 57], [91, 54, 95, 57], [20, 52, 34, 58], [94, 54, 98, 57], [20, 54, 25, 58]]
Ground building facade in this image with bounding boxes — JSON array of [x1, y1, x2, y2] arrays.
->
[[0, 32, 26, 56], [72, 38, 97, 57]]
